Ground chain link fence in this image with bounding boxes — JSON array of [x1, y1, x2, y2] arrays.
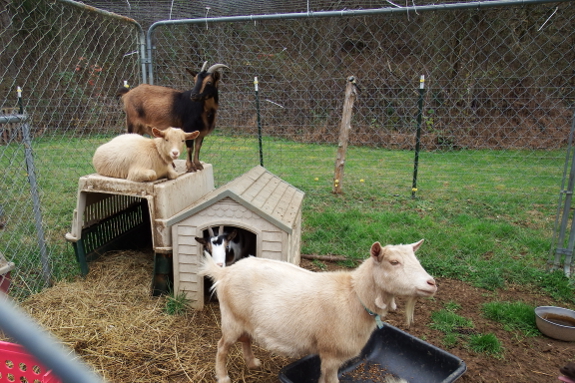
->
[[0, 0, 141, 297], [1, 0, 574, 300]]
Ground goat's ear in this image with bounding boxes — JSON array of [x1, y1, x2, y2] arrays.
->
[[185, 130, 200, 140], [370, 242, 385, 262], [151, 127, 164, 138], [227, 230, 237, 242], [411, 239, 425, 252], [195, 237, 207, 246], [185, 68, 198, 78], [211, 71, 222, 83]]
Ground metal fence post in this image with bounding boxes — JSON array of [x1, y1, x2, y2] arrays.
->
[[255, 76, 264, 167], [550, 107, 575, 277], [412, 75, 426, 199], [21, 118, 51, 287]]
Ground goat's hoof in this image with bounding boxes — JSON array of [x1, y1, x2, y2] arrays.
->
[[247, 358, 261, 369], [194, 162, 204, 171], [185, 160, 197, 172], [217, 376, 231, 383]]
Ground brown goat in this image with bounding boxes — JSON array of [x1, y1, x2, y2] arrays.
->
[[117, 62, 228, 172]]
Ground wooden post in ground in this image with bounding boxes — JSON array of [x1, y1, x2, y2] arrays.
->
[[333, 76, 359, 194]]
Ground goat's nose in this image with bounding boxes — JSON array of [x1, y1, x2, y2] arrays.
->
[[427, 278, 436, 287], [171, 150, 179, 157], [216, 262, 224, 267]]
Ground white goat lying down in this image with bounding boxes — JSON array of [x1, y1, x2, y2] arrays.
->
[[200, 239, 437, 383], [92, 127, 199, 182]]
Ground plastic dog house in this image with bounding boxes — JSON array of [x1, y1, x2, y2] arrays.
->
[[169, 165, 305, 309]]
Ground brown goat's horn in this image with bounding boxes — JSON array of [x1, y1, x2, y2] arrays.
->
[[207, 64, 229, 73], [200, 61, 208, 72], [208, 226, 215, 237]]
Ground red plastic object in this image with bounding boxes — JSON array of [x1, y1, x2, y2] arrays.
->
[[0, 272, 11, 294], [0, 341, 61, 383]]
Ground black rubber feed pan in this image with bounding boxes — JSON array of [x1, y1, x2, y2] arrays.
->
[[279, 323, 466, 383]]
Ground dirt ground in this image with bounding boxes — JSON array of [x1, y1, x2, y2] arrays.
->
[[3, 251, 575, 383]]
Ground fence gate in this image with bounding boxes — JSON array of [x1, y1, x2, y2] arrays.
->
[[0, 0, 142, 299], [551, 110, 575, 277], [0, 113, 51, 293]]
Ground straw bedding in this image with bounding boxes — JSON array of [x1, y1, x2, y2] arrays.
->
[[5, 250, 292, 382]]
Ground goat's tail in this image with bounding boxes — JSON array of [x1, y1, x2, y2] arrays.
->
[[116, 87, 130, 99], [199, 251, 225, 289]]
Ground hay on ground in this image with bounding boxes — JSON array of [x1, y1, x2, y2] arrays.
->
[[2, 250, 291, 383]]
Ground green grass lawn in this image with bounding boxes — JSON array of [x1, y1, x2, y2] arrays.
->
[[1, 133, 573, 301]]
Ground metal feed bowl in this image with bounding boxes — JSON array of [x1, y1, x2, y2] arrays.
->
[[535, 306, 575, 342]]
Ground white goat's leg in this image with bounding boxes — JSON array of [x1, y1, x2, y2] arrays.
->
[[239, 334, 261, 369], [166, 165, 179, 179], [215, 336, 232, 383], [318, 357, 341, 383], [127, 168, 157, 182]]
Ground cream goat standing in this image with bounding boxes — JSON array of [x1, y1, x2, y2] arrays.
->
[[92, 127, 199, 182], [200, 239, 437, 383]]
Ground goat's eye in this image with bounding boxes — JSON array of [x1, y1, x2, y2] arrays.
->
[[389, 260, 400, 266]]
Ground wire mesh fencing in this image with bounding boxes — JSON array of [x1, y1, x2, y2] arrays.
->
[[0, 0, 574, 299], [0, 0, 141, 298], [145, 0, 575, 278], [146, 1, 574, 173]]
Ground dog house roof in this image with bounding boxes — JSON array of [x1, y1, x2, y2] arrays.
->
[[167, 166, 304, 233]]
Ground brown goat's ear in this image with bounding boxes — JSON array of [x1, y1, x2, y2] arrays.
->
[[370, 242, 384, 262], [211, 71, 222, 83], [195, 237, 207, 246], [185, 68, 198, 78]]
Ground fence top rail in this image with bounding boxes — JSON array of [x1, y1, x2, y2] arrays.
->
[[147, 0, 571, 31], [144, 0, 572, 85], [0, 114, 28, 124]]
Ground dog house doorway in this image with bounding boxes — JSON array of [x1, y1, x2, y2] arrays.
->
[[197, 225, 257, 266]]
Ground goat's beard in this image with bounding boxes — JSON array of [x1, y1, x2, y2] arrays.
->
[[405, 296, 417, 327]]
